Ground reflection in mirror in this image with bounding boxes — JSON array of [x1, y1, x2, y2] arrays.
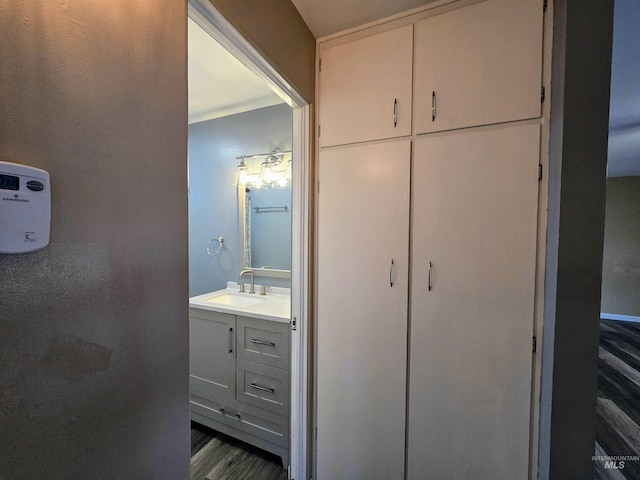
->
[[246, 186, 291, 270], [237, 151, 292, 279]]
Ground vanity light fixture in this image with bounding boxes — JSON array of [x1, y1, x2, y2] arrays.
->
[[233, 149, 292, 189]]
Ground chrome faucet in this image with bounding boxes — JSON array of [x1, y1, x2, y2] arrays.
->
[[239, 269, 255, 294]]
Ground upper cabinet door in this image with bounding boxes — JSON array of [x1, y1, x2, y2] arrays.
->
[[318, 25, 413, 147], [415, 0, 544, 134]]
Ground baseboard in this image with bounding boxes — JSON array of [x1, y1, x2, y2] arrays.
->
[[600, 313, 640, 324]]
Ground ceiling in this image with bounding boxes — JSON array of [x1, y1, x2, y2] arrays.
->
[[187, 18, 283, 124], [290, 0, 437, 38]]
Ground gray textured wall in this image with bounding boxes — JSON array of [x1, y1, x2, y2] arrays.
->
[[0, 2, 189, 479], [601, 176, 640, 317], [188, 104, 292, 297]]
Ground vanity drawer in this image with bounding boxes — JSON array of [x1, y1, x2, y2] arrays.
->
[[190, 384, 289, 447], [236, 359, 289, 416], [237, 316, 290, 370]]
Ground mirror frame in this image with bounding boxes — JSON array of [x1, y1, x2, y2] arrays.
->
[[238, 185, 292, 279]]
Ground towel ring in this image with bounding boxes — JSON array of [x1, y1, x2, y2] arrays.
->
[[206, 236, 224, 257]]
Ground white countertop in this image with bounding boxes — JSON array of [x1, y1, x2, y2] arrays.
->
[[189, 282, 291, 323]]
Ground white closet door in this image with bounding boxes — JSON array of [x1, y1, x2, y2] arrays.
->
[[414, 0, 543, 134], [317, 141, 410, 480], [318, 25, 413, 147], [408, 124, 540, 480]]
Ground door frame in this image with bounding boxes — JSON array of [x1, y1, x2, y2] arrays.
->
[[188, 2, 311, 479]]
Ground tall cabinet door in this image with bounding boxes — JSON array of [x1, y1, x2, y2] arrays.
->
[[408, 124, 540, 480], [317, 141, 410, 480], [414, 0, 543, 134], [318, 25, 413, 147]]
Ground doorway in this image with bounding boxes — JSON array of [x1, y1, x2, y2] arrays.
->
[[594, 1, 640, 478], [187, 1, 310, 479]]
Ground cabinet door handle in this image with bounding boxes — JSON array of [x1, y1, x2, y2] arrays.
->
[[393, 98, 398, 128], [428, 261, 433, 291], [389, 259, 394, 287], [250, 338, 276, 347], [432, 91, 437, 122], [228, 327, 233, 353], [219, 408, 241, 421], [250, 382, 275, 393]]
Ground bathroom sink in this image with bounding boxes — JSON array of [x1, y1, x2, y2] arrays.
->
[[203, 292, 265, 308], [190, 284, 290, 322]]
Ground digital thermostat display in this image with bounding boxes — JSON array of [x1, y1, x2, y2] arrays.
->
[[0, 161, 51, 254], [0, 173, 19, 191]]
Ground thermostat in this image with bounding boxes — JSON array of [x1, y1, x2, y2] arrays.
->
[[0, 161, 51, 254]]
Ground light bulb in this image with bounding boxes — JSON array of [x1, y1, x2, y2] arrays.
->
[[259, 159, 275, 185], [232, 159, 248, 186]]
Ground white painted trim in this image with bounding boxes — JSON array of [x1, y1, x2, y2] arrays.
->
[[601, 313, 640, 324], [290, 104, 311, 480], [187, 3, 310, 479]]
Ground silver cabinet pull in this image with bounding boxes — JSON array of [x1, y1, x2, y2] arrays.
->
[[219, 408, 241, 421], [390, 259, 394, 287], [393, 98, 398, 128], [432, 91, 437, 122], [250, 338, 275, 347], [228, 327, 233, 353], [428, 261, 433, 291], [250, 382, 275, 393]]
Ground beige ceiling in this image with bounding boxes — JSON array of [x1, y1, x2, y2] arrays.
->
[[188, 18, 283, 124], [291, 0, 437, 38]]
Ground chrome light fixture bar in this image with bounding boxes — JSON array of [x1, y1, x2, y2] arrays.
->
[[233, 149, 292, 188]]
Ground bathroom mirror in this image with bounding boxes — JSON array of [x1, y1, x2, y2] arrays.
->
[[238, 183, 292, 279]]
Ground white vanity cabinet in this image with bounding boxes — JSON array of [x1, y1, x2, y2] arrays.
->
[[189, 309, 235, 399], [414, 0, 543, 134], [189, 308, 291, 466], [318, 24, 413, 147]]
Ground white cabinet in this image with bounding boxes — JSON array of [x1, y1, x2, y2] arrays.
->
[[189, 309, 291, 466], [189, 309, 235, 398], [414, 0, 544, 134], [315, 1, 545, 478], [407, 124, 540, 479], [316, 141, 410, 480], [318, 25, 413, 147]]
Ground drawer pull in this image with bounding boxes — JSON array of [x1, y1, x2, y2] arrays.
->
[[250, 382, 275, 393], [250, 338, 275, 347], [219, 408, 241, 421]]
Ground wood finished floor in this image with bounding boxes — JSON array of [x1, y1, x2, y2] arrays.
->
[[190, 422, 287, 480], [595, 319, 640, 480]]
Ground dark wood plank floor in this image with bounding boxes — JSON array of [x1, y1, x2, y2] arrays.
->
[[190, 422, 287, 480], [595, 319, 640, 480]]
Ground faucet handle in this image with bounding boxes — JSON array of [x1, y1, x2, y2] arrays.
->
[[237, 282, 245, 293]]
